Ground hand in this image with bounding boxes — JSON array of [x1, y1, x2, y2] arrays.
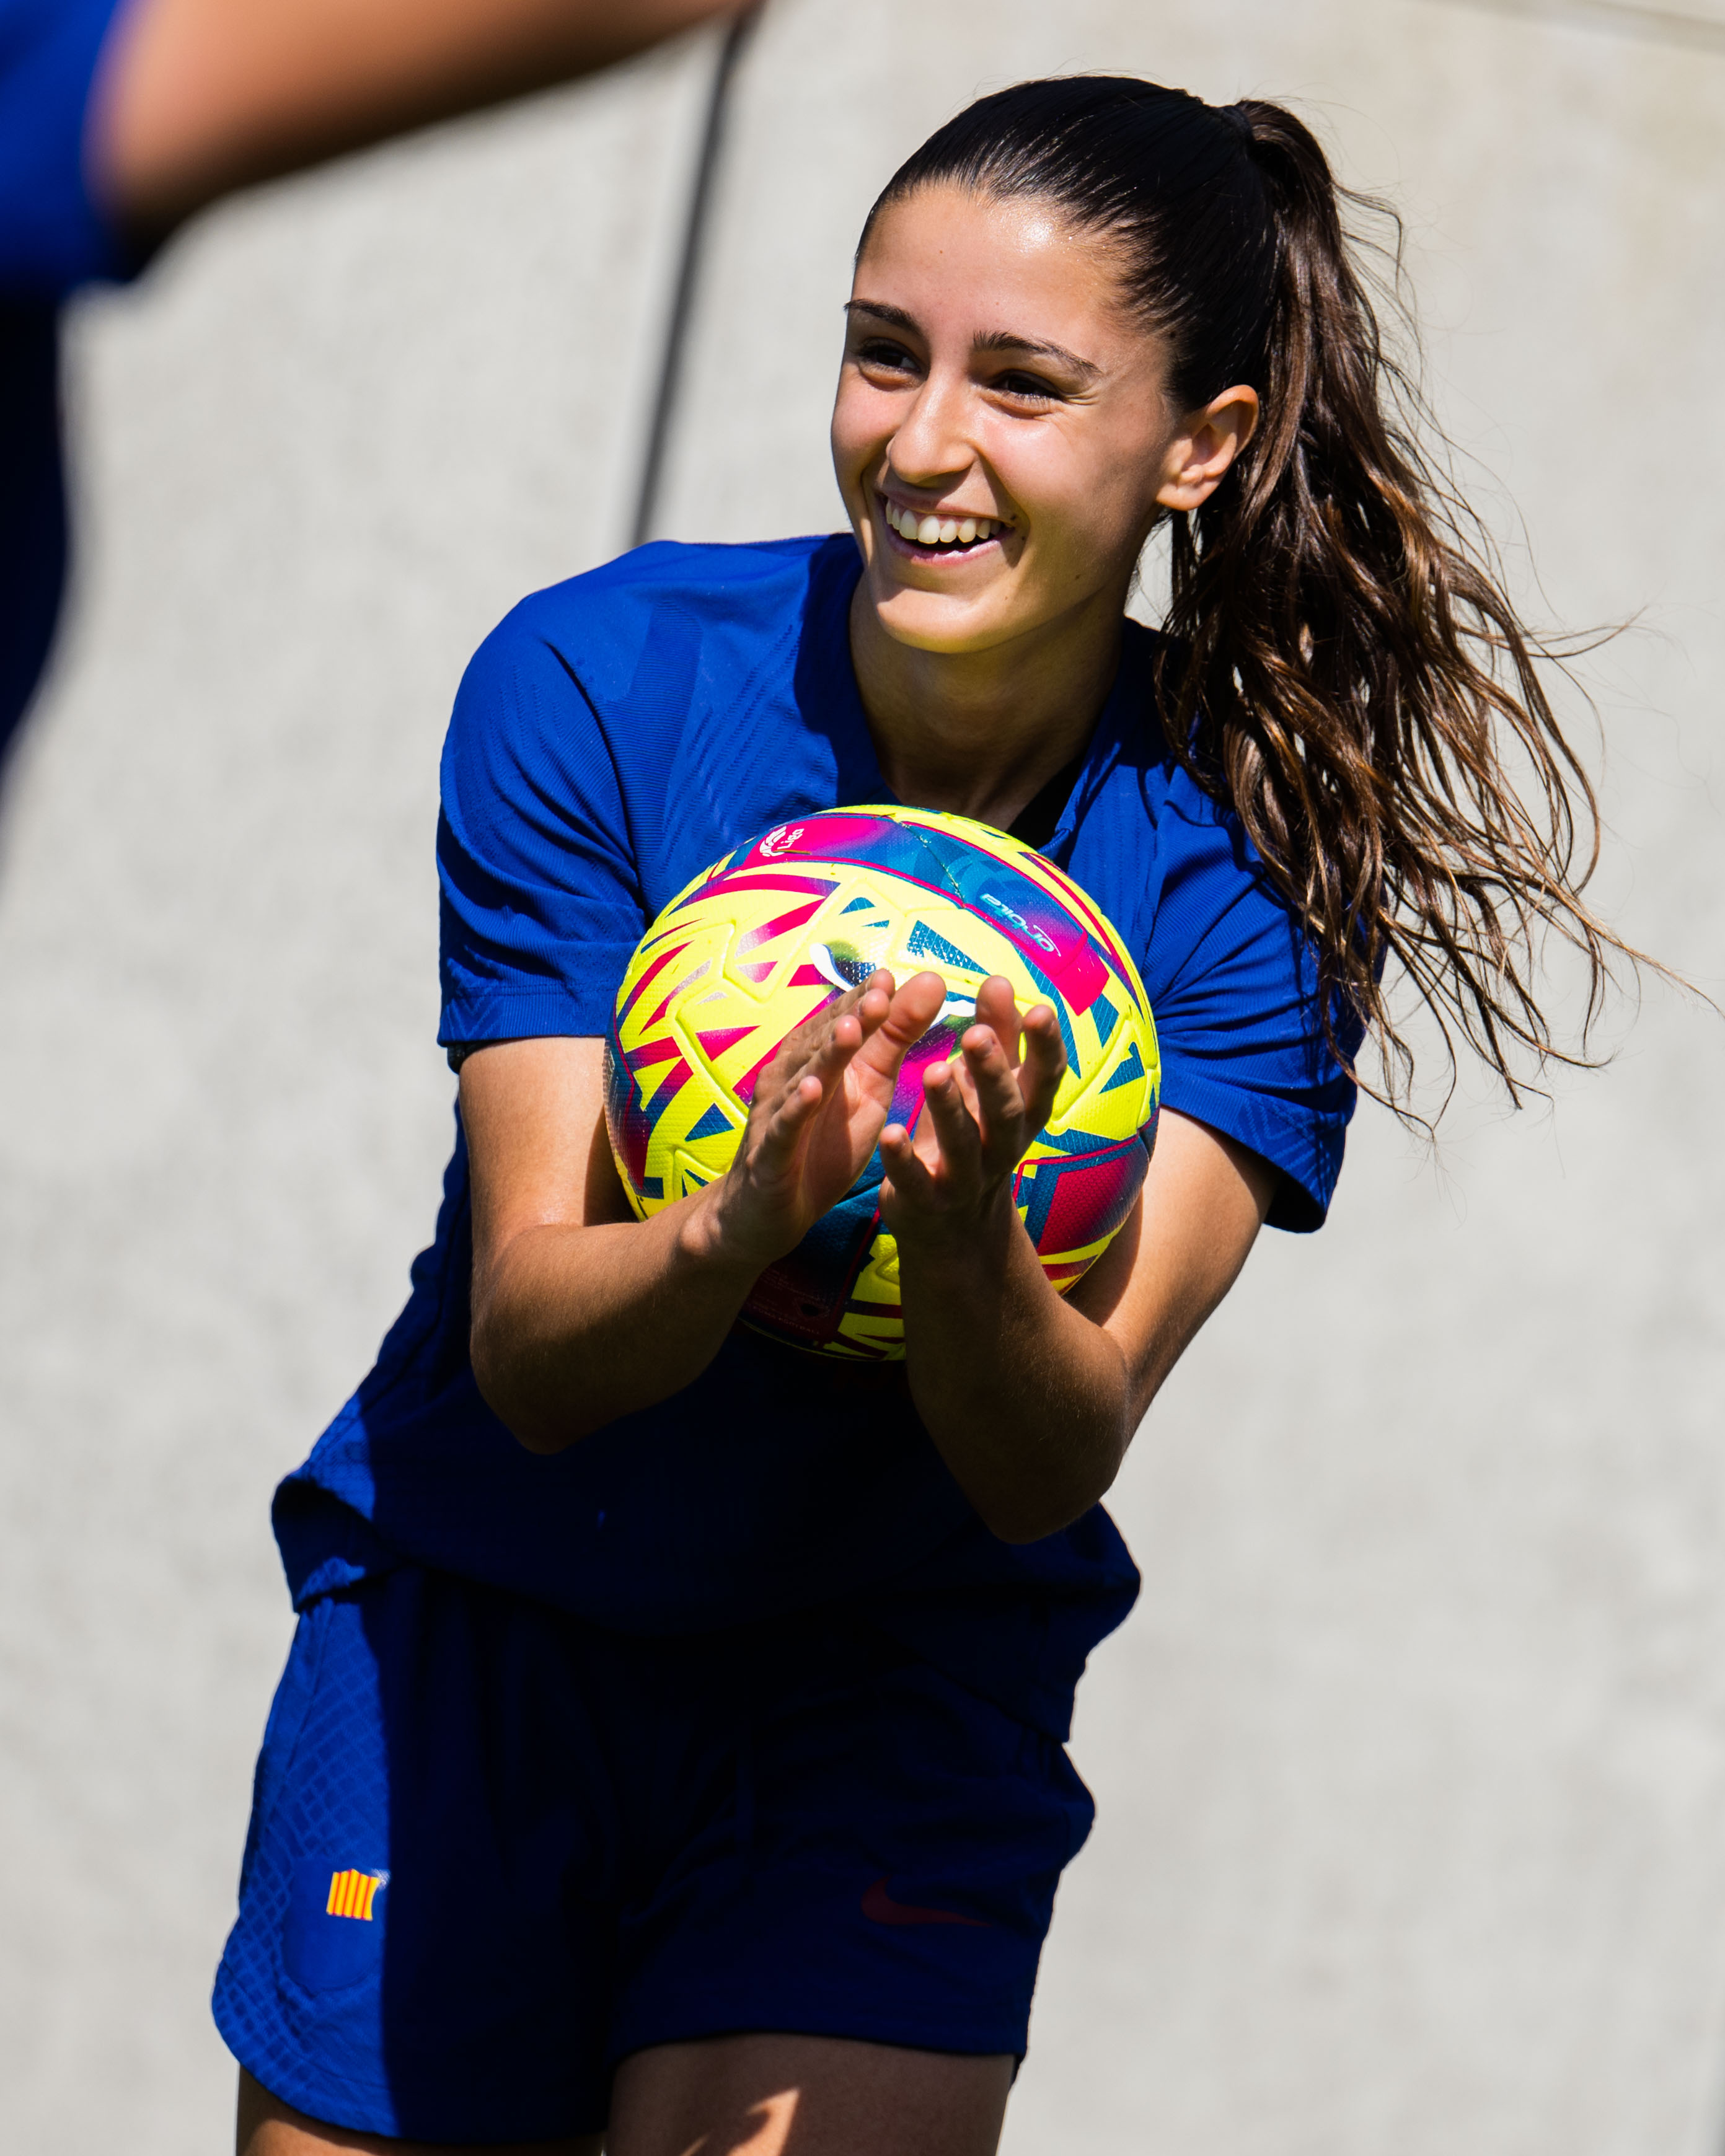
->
[[878, 975, 1066, 1247], [702, 968, 948, 1270]]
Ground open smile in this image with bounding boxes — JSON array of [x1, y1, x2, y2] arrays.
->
[[877, 494, 1009, 562]]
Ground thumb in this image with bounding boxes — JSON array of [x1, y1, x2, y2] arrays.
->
[[854, 970, 946, 1076]]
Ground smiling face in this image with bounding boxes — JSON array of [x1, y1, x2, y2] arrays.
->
[[832, 184, 1255, 666]]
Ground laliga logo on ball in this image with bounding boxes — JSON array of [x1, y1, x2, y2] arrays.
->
[[759, 824, 804, 858]]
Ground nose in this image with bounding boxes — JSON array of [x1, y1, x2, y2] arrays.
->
[[886, 366, 974, 495]]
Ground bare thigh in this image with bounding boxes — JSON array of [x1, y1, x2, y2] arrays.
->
[[237, 2068, 606, 2156], [606, 2035, 1013, 2156]]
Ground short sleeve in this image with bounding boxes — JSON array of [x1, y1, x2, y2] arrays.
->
[[437, 613, 646, 1047], [0, 0, 140, 297], [1142, 799, 1359, 1233]]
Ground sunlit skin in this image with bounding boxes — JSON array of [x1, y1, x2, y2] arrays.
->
[[464, 182, 1274, 1521], [831, 183, 1258, 832], [92, 0, 743, 238], [268, 183, 1282, 2156], [822, 183, 1261, 1299]]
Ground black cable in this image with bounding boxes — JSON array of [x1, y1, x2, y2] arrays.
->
[[630, 6, 761, 550]]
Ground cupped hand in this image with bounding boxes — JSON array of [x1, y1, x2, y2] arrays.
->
[[705, 967, 948, 1270], [878, 974, 1066, 1244]]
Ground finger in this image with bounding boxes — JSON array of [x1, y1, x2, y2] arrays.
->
[[794, 1005, 865, 1089], [944, 1024, 989, 1117], [769, 973, 878, 1075], [974, 975, 1023, 1062], [852, 972, 894, 1042], [920, 1054, 983, 1174], [880, 1120, 939, 1203], [854, 970, 946, 1080], [960, 1022, 1026, 1151], [751, 1069, 826, 1167], [754, 974, 885, 1115], [1017, 1002, 1067, 1131], [795, 972, 909, 1112], [748, 1023, 846, 1134]]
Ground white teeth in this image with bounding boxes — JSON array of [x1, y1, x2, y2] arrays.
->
[[884, 503, 1004, 547]]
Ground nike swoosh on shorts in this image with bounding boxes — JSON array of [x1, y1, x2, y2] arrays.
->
[[860, 1875, 989, 1928]]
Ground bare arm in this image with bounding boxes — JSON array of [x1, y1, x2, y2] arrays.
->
[[466, 969, 1277, 1525], [883, 979, 1276, 1544], [89, 0, 745, 240], [462, 1034, 759, 1451], [463, 969, 946, 1451]]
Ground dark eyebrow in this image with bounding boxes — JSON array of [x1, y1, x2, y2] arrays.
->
[[972, 328, 1101, 382], [845, 299, 921, 334], [845, 301, 1101, 383]]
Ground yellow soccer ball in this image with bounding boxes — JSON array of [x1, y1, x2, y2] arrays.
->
[[604, 806, 1160, 1362]]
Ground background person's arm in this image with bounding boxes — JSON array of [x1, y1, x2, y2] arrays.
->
[[89, 0, 746, 242]]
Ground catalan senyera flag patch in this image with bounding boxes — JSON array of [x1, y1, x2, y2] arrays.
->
[[325, 1867, 385, 1921]]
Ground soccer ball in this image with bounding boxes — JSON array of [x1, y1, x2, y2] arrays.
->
[[604, 806, 1160, 1362]]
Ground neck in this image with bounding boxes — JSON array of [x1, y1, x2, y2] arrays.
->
[[849, 579, 1129, 832]]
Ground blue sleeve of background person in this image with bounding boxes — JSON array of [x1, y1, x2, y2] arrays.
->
[[1138, 781, 1360, 1233], [0, 0, 139, 294], [1, 0, 144, 761]]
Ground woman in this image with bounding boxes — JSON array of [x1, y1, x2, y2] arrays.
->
[[218, 76, 1625, 2156]]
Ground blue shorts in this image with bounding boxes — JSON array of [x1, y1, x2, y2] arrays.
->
[[213, 1568, 1095, 2143]]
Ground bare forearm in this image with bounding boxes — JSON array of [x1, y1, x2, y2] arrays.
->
[[94, 0, 743, 235], [898, 1195, 1132, 1545], [463, 977, 948, 1458], [471, 1187, 754, 1452]]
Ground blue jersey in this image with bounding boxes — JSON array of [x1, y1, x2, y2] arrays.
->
[[1, 0, 137, 755], [275, 534, 1358, 1738]]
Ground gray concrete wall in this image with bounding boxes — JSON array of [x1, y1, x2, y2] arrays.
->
[[1, 2, 1721, 2149]]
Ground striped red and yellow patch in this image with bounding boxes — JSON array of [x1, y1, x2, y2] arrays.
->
[[325, 1868, 383, 1921]]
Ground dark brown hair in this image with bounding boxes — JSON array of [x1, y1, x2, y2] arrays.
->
[[866, 76, 1638, 1111]]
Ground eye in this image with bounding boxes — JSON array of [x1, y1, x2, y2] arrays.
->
[[991, 369, 1063, 403], [854, 337, 921, 379]]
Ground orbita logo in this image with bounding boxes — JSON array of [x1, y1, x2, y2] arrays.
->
[[977, 890, 1057, 954], [759, 824, 805, 858]]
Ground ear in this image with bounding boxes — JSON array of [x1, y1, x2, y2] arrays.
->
[[1154, 387, 1260, 514]]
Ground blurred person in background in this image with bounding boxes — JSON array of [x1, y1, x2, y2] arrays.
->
[[0, 0, 745, 777]]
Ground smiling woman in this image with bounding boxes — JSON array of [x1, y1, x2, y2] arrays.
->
[[831, 186, 1260, 840], [214, 74, 1632, 2156]]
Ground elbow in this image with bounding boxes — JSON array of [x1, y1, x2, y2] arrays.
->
[[979, 1509, 1064, 1547], [969, 1425, 1130, 1546], [977, 1497, 1093, 1546], [974, 1471, 1122, 1547], [470, 1323, 591, 1456], [500, 1414, 585, 1458]]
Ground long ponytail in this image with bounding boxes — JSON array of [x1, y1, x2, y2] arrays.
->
[[868, 78, 1640, 1111]]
